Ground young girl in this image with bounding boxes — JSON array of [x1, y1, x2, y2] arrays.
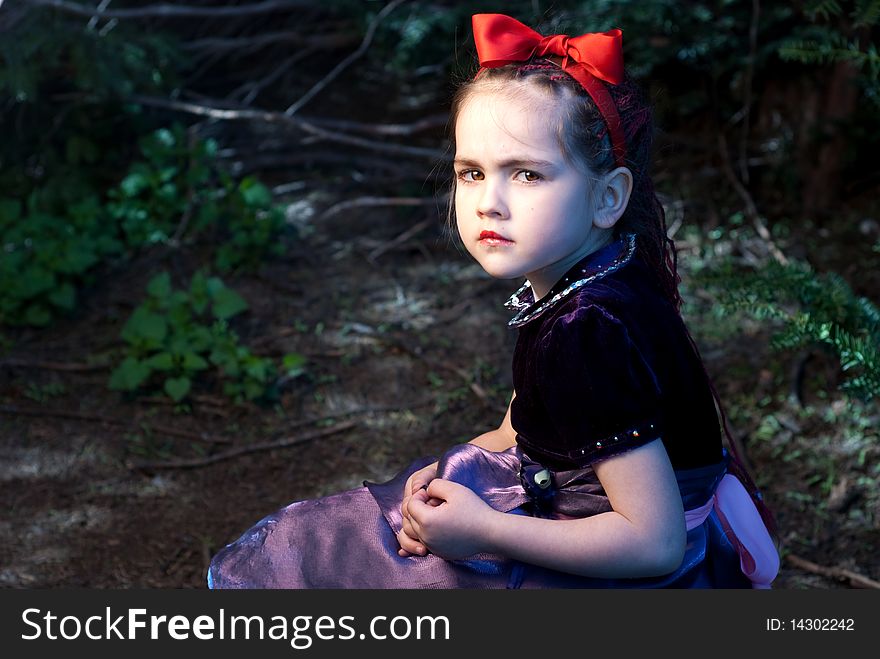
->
[[208, 13, 778, 589]]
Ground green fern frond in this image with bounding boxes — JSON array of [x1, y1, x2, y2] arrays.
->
[[694, 256, 880, 400], [853, 0, 880, 27], [779, 39, 866, 66], [805, 0, 844, 20]]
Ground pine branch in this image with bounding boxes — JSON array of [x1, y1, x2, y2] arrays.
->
[[853, 0, 880, 27]]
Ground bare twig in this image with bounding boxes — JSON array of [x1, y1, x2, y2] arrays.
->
[[235, 51, 316, 107], [309, 114, 449, 137], [184, 31, 352, 54], [30, 0, 311, 19], [128, 95, 447, 161], [129, 420, 358, 470], [0, 358, 107, 372], [319, 195, 446, 221], [284, 0, 409, 117], [785, 553, 880, 589], [0, 405, 232, 444], [718, 134, 789, 266], [129, 400, 432, 470], [293, 120, 445, 160], [368, 217, 435, 262]]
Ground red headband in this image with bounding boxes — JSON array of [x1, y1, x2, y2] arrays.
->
[[471, 13, 626, 168]]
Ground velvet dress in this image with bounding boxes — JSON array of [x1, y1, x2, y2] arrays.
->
[[208, 234, 777, 589]]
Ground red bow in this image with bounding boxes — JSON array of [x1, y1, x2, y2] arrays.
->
[[471, 14, 626, 167]]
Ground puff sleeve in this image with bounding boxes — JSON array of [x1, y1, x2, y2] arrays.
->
[[532, 304, 664, 466]]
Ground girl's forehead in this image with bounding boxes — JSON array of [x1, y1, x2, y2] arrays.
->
[[460, 87, 554, 120], [456, 90, 564, 158]]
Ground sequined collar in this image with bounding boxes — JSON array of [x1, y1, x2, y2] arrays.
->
[[505, 233, 637, 328]]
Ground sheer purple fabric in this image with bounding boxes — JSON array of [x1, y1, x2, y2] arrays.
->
[[208, 443, 753, 589]]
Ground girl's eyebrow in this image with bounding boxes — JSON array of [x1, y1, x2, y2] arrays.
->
[[453, 157, 556, 169]]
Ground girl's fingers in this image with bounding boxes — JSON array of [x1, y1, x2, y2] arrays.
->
[[396, 529, 426, 556]]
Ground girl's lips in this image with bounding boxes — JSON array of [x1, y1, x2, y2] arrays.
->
[[478, 230, 513, 245]]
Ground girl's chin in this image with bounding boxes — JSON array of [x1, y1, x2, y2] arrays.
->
[[473, 262, 527, 281]]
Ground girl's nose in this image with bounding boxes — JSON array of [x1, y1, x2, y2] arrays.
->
[[476, 180, 507, 219]]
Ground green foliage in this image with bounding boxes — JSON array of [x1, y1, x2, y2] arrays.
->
[[110, 270, 302, 404], [107, 126, 219, 247], [0, 9, 183, 204], [778, 0, 880, 104], [0, 123, 290, 327], [107, 125, 289, 272], [213, 178, 288, 274], [0, 194, 123, 326], [695, 259, 880, 400], [779, 32, 880, 79], [1, 12, 288, 329]]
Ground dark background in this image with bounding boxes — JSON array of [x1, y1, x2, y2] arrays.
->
[[1, 0, 878, 588]]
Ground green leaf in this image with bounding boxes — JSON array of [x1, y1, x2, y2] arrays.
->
[[189, 270, 210, 315], [189, 326, 213, 351], [48, 282, 77, 310], [109, 357, 152, 391], [245, 359, 268, 381], [146, 271, 172, 299], [211, 287, 248, 319], [164, 376, 191, 401], [19, 267, 56, 298], [145, 352, 175, 371], [121, 307, 168, 343], [239, 178, 272, 207], [282, 353, 306, 378], [182, 351, 209, 370], [205, 276, 225, 296], [58, 242, 99, 274], [119, 171, 150, 197], [243, 379, 264, 400], [23, 304, 51, 326]]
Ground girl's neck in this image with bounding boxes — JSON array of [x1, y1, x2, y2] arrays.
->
[[529, 233, 614, 300]]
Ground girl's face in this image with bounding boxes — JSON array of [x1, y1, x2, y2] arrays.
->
[[454, 89, 611, 299]]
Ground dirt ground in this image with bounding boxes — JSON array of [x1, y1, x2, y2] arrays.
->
[[1, 202, 877, 589]]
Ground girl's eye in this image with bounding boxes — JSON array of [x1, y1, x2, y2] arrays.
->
[[457, 169, 484, 182], [516, 170, 541, 182]]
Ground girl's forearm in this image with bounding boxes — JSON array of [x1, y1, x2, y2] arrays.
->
[[468, 429, 517, 452], [483, 508, 685, 579]]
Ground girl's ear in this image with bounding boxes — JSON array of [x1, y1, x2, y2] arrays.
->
[[592, 167, 633, 229]]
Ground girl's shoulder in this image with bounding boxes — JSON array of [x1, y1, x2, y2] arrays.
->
[[533, 256, 687, 363]]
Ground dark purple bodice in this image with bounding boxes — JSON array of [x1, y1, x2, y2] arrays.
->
[[508, 236, 724, 470]]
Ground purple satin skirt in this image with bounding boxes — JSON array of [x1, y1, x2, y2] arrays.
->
[[208, 444, 751, 589]]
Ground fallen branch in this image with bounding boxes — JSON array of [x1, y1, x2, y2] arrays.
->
[[309, 114, 449, 137], [129, 95, 447, 161], [129, 420, 358, 470], [284, 0, 408, 116], [184, 31, 354, 54], [318, 195, 446, 221], [31, 0, 311, 19], [785, 553, 880, 589], [0, 358, 108, 372], [0, 405, 231, 444], [368, 217, 435, 262], [234, 51, 316, 106], [718, 134, 789, 266]]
